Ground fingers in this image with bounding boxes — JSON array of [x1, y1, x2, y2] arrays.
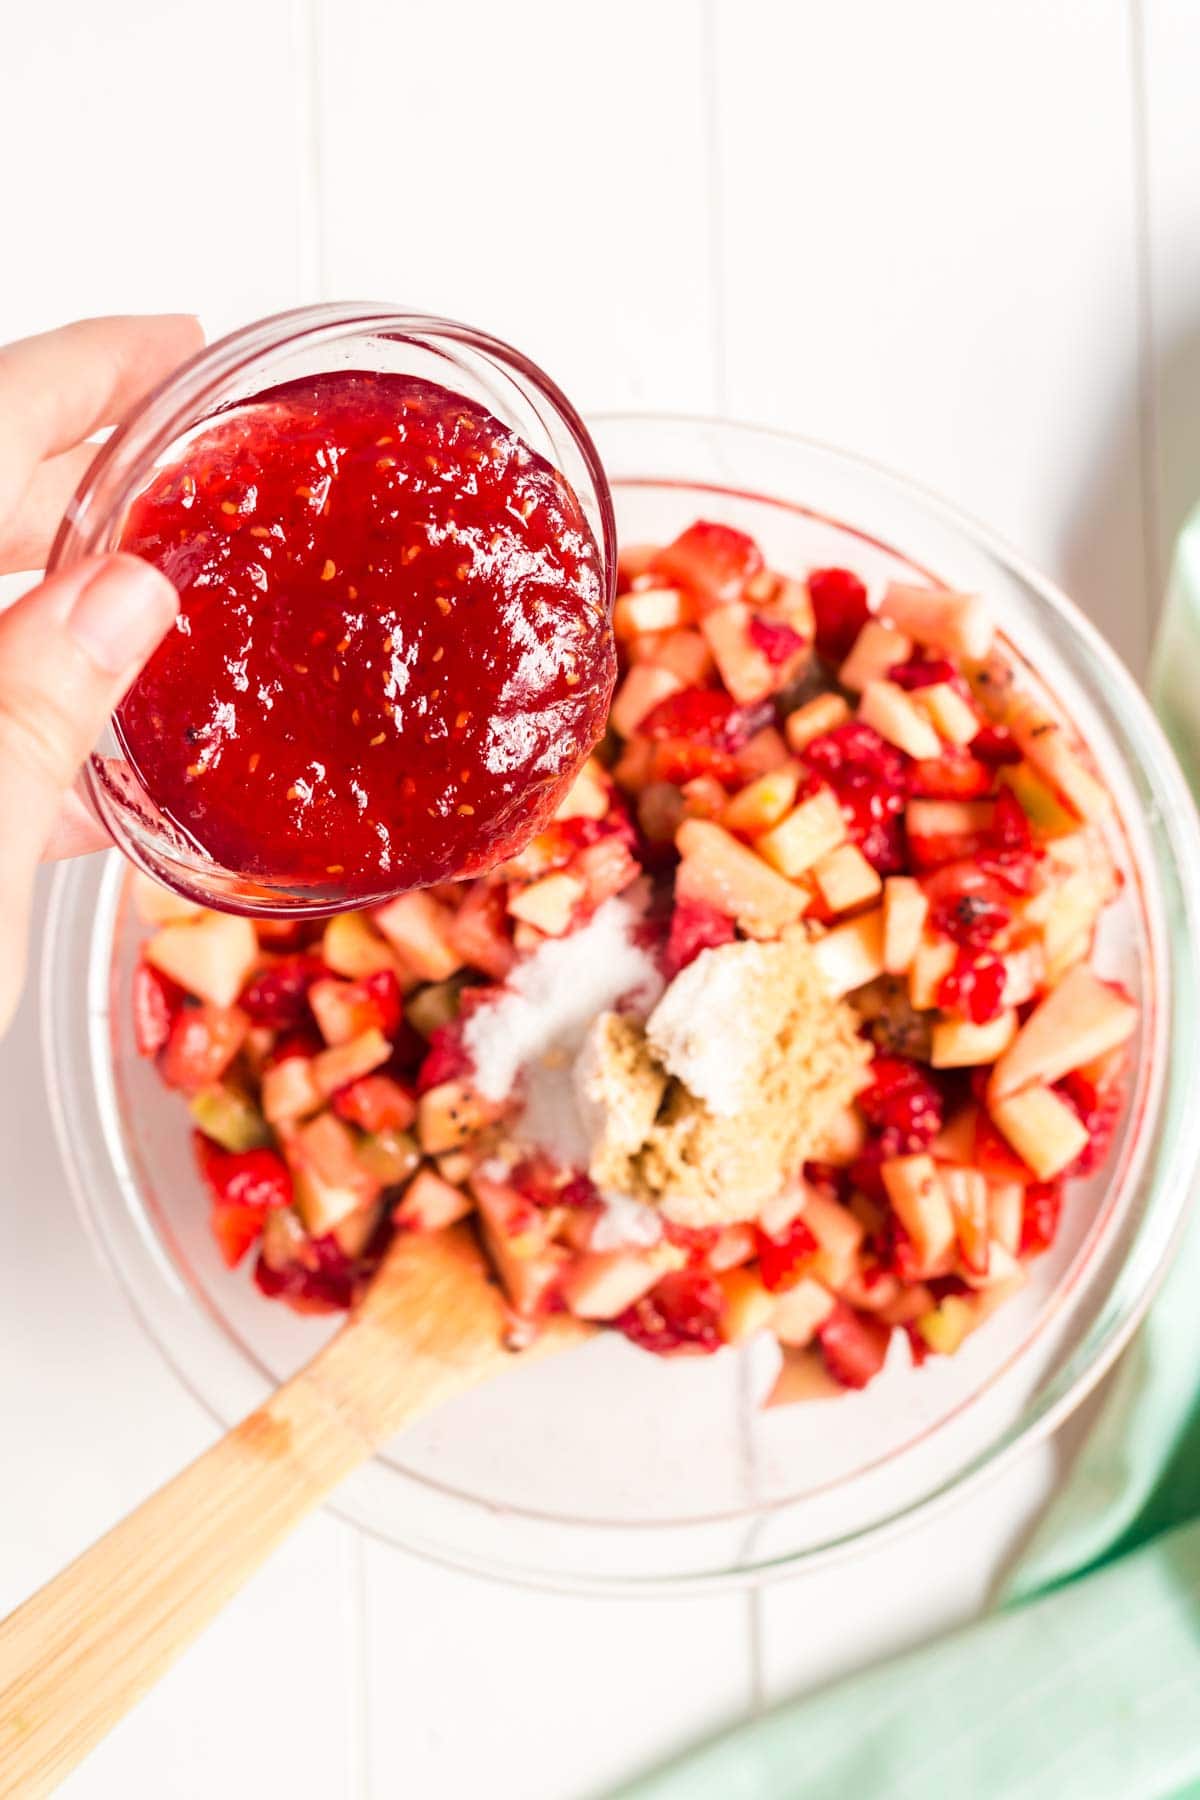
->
[[0, 442, 98, 573], [0, 315, 204, 537], [0, 553, 178, 1035], [40, 791, 112, 862]]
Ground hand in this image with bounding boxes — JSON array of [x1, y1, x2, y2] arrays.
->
[[0, 314, 205, 1034]]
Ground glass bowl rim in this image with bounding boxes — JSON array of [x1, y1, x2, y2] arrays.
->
[[41, 410, 1200, 1594]]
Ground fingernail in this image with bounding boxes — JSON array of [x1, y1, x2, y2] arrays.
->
[[68, 556, 178, 676]]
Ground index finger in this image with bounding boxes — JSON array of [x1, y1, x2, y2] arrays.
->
[[0, 313, 204, 529]]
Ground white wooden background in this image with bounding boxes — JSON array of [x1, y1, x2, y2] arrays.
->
[[1, 2, 1197, 1794]]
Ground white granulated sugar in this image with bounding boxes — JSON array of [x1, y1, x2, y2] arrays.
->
[[646, 940, 769, 1117], [588, 1190, 663, 1252], [464, 895, 663, 1108]]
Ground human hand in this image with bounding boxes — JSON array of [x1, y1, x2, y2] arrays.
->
[[0, 313, 204, 1033]]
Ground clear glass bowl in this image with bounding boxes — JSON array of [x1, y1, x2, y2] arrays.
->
[[46, 302, 616, 917], [43, 415, 1200, 1594]]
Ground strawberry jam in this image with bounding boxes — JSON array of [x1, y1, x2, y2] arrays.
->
[[116, 371, 614, 901]]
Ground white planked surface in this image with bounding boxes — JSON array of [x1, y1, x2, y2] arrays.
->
[[0, 2, 1194, 1795]]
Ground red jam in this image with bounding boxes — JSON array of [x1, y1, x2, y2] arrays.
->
[[116, 371, 614, 900]]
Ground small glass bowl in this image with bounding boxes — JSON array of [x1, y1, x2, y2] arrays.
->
[[47, 303, 616, 918], [43, 416, 1200, 1594]]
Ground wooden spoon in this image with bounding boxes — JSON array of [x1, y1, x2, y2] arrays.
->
[[0, 1224, 587, 1798]]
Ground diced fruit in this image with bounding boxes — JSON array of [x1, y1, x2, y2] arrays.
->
[[754, 1215, 819, 1291], [817, 1302, 892, 1389], [881, 1155, 956, 1271], [574, 834, 641, 909], [132, 871, 206, 926], [813, 908, 885, 997], [194, 1135, 293, 1266], [374, 892, 463, 982], [471, 1175, 567, 1316], [239, 955, 326, 1030], [941, 1166, 990, 1274], [930, 1008, 1018, 1068], [987, 1085, 1090, 1181], [286, 1111, 380, 1234], [1006, 694, 1111, 822], [915, 682, 980, 746], [718, 1268, 777, 1342], [990, 966, 1138, 1100], [999, 762, 1078, 837], [610, 663, 685, 738], [1020, 1182, 1064, 1255], [858, 1056, 944, 1149], [931, 1105, 977, 1163], [331, 1073, 417, 1133], [858, 680, 942, 761], [808, 567, 871, 663], [882, 877, 929, 974], [507, 872, 584, 937], [784, 692, 851, 752], [562, 1243, 686, 1322], [132, 959, 184, 1057], [838, 620, 913, 694], [909, 747, 993, 800], [616, 1269, 726, 1355], [663, 898, 737, 977], [702, 601, 803, 704], [189, 1084, 271, 1152], [812, 843, 883, 913], [309, 977, 381, 1048], [999, 944, 1045, 1007], [321, 913, 398, 979], [161, 1003, 248, 1093], [764, 1347, 845, 1407], [393, 1166, 472, 1231], [553, 758, 611, 822], [908, 936, 957, 1008], [802, 1190, 865, 1290], [356, 1128, 422, 1188], [261, 1054, 323, 1125], [675, 819, 809, 938], [721, 764, 801, 835], [613, 586, 689, 639], [914, 1293, 978, 1356], [988, 1180, 1025, 1255], [771, 1276, 836, 1346], [801, 722, 909, 874], [708, 1223, 758, 1271], [145, 911, 258, 1007], [756, 788, 847, 878], [878, 583, 994, 660], [905, 798, 995, 868], [651, 520, 762, 610], [312, 1027, 392, 1099], [643, 627, 714, 687], [416, 1079, 500, 1155]]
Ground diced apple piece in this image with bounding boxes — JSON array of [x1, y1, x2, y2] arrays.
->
[[714, 1268, 776, 1343], [883, 877, 929, 975], [914, 1292, 978, 1356], [931, 1105, 978, 1164], [145, 911, 258, 1007], [645, 628, 715, 687], [553, 758, 610, 821], [709, 1222, 758, 1271], [394, 1167, 473, 1232], [882, 1154, 956, 1271], [906, 797, 994, 850], [988, 1181, 1024, 1256], [960, 1241, 1026, 1297], [838, 620, 913, 694], [930, 1008, 1018, 1069], [435, 1148, 475, 1186], [812, 843, 883, 913], [813, 908, 885, 997], [322, 912, 399, 980], [771, 1275, 836, 1347], [613, 586, 690, 639], [999, 763, 1078, 838], [801, 1190, 865, 1291], [734, 726, 792, 781], [763, 1346, 845, 1407], [287, 1112, 380, 1235], [721, 764, 802, 836], [680, 774, 730, 820], [814, 1103, 868, 1167], [312, 1027, 392, 1099], [329, 1201, 386, 1261], [701, 601, 799, 704], [909, 936, 957, 1008], [506, 872, 584, 937], [563, 1245, 683, 1321], [618, 542, 660, 586], [784, 692, 851, 752], [374, 892, 462, 982], [915, 682, 981, 746], [990, 966, 1138, 1099], [940, 1166, 990, 1274], [308, 978, 376, 1048], [879, 583, 994, 660], [261, 1055, 323, 1125], [675, 819, 809, 938], [987, 1085, 1089, 1181], [131, 870, 205, 926], [612, 735, 656, 793], [416, 1080, 501, 1155], [859, 680, 942, 761], [1006, 694, 1111, 822], [756, 787, 847, 877], [610, 663, 684, 738], [1000, 943, 1045, 1008], [471, 1175, 567, 1316], [446, 888, 516, 982]]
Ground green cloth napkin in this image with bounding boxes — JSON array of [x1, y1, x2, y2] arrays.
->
[[617, 534, 1200, 1800]]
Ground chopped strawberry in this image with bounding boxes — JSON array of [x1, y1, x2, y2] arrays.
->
[[747, 614, 807, 665], [988, 785, 1034, 853], [971, 725, 1022, 766], [1019, 1181, 1063, 1256], [886, 657, 957, 691], [254, 1231, 367, 1311], [161, 1003, 247, 1092], [1059, 1071, 1126, 1176], [331, 1073, 417, 1133], [755, 1216, 819, 1291], [817, 1301, 892, 1389], [937, 950, 1007, 1024], [909, 749, 993, 800], [924, 866, 1013, 948], [664, 899, 737, 977], [416, 1019, 471, 1094], [974, 1111, 1035, 1184], [362, 967, 405, 1038], [239, 954, 327, 1029], [802, 721, 909, 873], [271, 1026, 324, 1063], [808, 567, 871, 663], [639, 688, 766, 750], [858, 1056, 944, 1150], [616, 1270, 726, 1356], [662, 1220, 721, 1260], [651, 520, 763, 609], [132, 959, 184, 1057], [211, 1201, 269, 1269], [194, 1133, 294, 1212]]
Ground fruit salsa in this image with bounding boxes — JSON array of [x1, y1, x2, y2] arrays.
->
[[131, 518, 1138, 1397], [116, 370, 614, 899]]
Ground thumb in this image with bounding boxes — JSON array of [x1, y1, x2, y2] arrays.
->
[[0, 553, 178, 1033]]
